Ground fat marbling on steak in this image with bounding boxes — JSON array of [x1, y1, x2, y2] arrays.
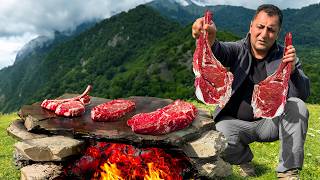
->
[[193, 10, 233, 108], [41, 85, 92, 117], [251, 32, 293, 118], [91, 99, 136, 121], [127, 100, 197, 135]]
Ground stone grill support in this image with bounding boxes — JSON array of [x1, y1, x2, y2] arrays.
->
[[7, 95, 232, 179]]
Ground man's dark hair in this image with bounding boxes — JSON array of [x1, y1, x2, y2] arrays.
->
[[254, 4, 283, 27]]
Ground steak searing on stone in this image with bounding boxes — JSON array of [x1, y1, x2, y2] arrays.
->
[[193, 10, 233, 108], [91, 99, 136, 122], [41, 85, 92, 117], [127, 100, 197, 135], [251, 32, 293, 119]]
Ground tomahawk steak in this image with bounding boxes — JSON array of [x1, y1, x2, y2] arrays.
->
[[193, 10, 233, 108], [251, 32, 293, 118], [127, 100, 197, 135], [91, 99, 136, 121], [41, 85, 92, 117]]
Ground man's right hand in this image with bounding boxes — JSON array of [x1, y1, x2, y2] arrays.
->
[[192, 17, 217, 47]]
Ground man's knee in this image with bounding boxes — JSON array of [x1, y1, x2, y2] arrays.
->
[[285, 97, 309, 122], [215, 120, 240, 143], [216, 120, 233, 135]]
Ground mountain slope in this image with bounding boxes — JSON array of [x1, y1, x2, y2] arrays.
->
[[0, 21, 98, 112], [0, 5, 182, 112], [148, 1, 320, 47]]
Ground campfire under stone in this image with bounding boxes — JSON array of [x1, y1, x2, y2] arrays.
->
[[8, 95, 231, 179], [62, 142, 192, 179]]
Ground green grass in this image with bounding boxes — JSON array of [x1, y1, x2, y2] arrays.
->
[[0, 113, 20, 179], [0, 104, 319, 179]]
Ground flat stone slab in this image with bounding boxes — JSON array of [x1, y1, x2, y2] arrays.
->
[[18, 95, 214, 147], [7, 119, 47, 141], [21, 163, 62, 180], [14, 136, 84, 161]]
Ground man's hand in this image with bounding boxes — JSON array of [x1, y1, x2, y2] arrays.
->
[[192, 17, 217, 47], [282, 45, 296, 74]]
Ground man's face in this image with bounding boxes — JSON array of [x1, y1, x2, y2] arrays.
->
[[249, 11, 280, 55]]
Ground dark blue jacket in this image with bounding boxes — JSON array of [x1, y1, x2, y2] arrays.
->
[[211, 34, 310, 120]]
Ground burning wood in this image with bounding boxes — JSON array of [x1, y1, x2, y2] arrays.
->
[[62, 142, 192, 179]]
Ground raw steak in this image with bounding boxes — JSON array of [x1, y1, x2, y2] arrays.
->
[[193, 10, 233, 108], [55, 101, 85, 117], [251, 32, 293, 119], [127, 100, 197, 135], [41, 85, 92, 117], [91, 99, 136, 122]]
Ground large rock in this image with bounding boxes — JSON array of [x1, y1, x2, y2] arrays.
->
[[192, 157, 232, 178], [182, 130, 227, 158], [20, 163, 62, 180], [13, 149, 34, 169], [15, 136, 84, 161], [7, 119, 47, 141]]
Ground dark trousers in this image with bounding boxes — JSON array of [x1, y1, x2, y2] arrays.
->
[[215, 97, 309, 172]]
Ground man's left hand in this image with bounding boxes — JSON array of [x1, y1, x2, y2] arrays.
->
[[282, 45, 296, 74]]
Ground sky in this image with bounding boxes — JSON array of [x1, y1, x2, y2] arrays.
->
[[0, 0, 319, 69]]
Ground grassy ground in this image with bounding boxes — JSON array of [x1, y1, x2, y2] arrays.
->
[[0, 113, 20, 179], [0, 104, 319, 179]]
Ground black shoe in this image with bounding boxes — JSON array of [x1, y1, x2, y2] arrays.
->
[[277, 169, 300, 180], [239, 162, 256, 177]]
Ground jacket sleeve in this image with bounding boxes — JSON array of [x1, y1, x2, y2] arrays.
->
[[211, 40, 241, 68], [288, 57, 310, 101]]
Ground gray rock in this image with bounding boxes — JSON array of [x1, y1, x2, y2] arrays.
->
[[15, 136, 84, 161], [193, 157, 232, 178], [182, 130, 227, 158], [13, 149, 33, 169], [7, 119, 47, 141], [20, 163, 62, 180]]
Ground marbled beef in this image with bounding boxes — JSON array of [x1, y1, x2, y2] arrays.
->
[[91, 99, 136, 121], [193, 10, 233, 108], [127, 100, 197, 135], [251, 32, 293, 118]]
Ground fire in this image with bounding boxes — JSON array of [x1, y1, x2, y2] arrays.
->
[[63, 142, 191, 179], [144, 163, 165, 180], [100, 162, 166, 180], [100, 162, 123, 180]]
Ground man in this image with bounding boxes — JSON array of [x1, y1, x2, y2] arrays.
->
[[192, 4, 310, 179]]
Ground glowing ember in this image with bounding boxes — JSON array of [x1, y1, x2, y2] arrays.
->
[[62, 142, 191, 179]]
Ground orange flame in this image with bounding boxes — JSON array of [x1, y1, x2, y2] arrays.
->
[[144, 163, 165, 180], [100, 162, 123, 180], [100, 161, 168, 180]]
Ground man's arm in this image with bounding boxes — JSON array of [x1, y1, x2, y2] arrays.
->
[[283, 45, 310, 101], [192, 17, 241, 68], [211, 40, 241, 68], [288, 58, 310, 101]]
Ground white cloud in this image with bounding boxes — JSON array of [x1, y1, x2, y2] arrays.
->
[[0, 0, 153, 37], [0, 0, 153, 69], [0, 33, 37, 69]]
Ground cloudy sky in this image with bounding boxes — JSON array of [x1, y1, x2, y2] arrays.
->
[[0, 0, 319, 69]]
